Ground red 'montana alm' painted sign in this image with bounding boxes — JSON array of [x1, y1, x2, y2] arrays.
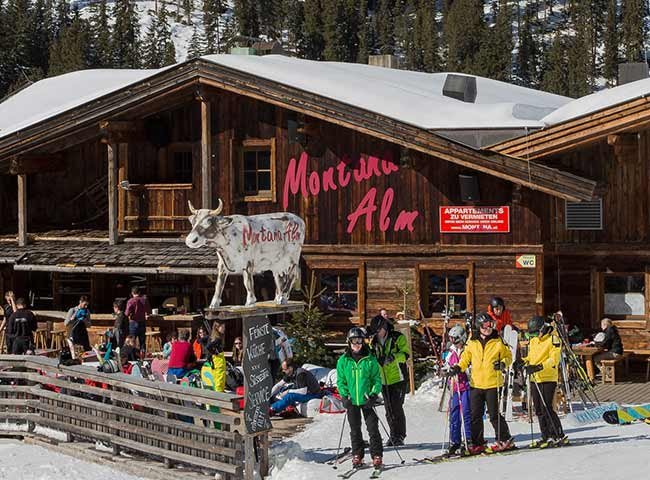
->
[[282, 152, 420, 233], [439, 206, 510, 233]]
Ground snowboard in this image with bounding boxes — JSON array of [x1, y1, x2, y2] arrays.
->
[[602, 404, 650, 425], [502, 325, 519, 421]]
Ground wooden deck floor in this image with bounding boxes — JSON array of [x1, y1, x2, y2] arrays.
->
[[593, 376, 650, 404]]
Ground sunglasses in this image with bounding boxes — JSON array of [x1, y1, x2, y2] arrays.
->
[[350, 338, 364, 345]]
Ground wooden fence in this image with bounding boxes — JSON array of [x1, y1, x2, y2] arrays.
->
[[0, 355, 268, 480]]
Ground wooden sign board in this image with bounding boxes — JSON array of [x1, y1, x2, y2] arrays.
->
[[242, 315, 274, 434]]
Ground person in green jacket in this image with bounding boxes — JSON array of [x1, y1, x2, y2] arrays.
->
[[368, 314, 411, 446], [337, 327, 383, 469]]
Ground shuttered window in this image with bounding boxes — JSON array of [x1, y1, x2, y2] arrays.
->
[[565, 199, 603, 230]]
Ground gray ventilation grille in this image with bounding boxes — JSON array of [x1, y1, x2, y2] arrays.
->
[[565, 199, 603, 230]]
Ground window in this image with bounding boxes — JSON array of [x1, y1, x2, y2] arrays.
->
[[603, 273, 645, 318], [421, 271, 469, 317], [239, 139, 276, 201], [172, 150, 193, 183], [318, 271, 358, 315]]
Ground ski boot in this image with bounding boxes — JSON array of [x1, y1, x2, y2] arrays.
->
[[487, 437, 515, 453], [468, 443, 486, 455], [372, 456, 383, 468], [529, 438, 549, 449], [446, 443, 461, 457], [554, 435, 570, 447], [351, 454, 364, 468], [538, 438, 554, 449]]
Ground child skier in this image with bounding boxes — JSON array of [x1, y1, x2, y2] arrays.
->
[[444, 324, 472, 456], [447, 312, 513, 454], [337, 327, 383, 470], [521, 315, 567, 448]]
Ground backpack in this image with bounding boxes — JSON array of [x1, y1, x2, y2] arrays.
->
[[226, 361, 244, 391]]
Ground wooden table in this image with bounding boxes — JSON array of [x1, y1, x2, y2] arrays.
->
[[572, 345, 603, 380]]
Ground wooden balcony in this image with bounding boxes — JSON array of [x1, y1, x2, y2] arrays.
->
[[121, 183, 194, 233]]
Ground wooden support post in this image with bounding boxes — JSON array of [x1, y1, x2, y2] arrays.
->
[[17, 174, 27, 246], [108, 143, 119, 245], [259, 433, 269, 478], [200, 97, 212, 209], [244, 435, 255, 480]]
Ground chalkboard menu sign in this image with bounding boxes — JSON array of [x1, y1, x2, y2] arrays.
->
[[242, 315, 274, 434]]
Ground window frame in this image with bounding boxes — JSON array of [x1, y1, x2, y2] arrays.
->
[[600, 272, 646, 321], [238, 138, 276, 202], [316, 269, 360, 318], [417, 264, 474, 319]]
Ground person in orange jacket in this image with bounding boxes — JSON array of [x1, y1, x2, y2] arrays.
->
[[487, 297, 513, 334]]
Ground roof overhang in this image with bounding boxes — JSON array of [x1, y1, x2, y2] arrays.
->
[[0, 58, 596, 201], [490, 96, 650, 159]]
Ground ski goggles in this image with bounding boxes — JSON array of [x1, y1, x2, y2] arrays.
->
[[479, 320, 495, 329], [349, 338, 364, 345]]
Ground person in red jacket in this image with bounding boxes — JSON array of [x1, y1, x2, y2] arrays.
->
[[167, 331, 195, 378], [487, 297, 513, 334]]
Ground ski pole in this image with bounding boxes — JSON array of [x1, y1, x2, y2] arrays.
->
[[453, 377, 470, 453], [526, 374, 534, 446], [332, 410, 348, 470], [496, 356, 502, 444], [366, 395, 405, 464], [440, 377, 451, 455]]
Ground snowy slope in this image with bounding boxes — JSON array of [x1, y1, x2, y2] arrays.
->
[[0, 439, 143, 480], [269, 381, 650, 480]]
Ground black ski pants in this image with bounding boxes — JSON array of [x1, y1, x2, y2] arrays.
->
[[531, 381, 564, 440], [469, 387, 511, 445], [347, 404, 383, 459], [382, 381, 407, 441]]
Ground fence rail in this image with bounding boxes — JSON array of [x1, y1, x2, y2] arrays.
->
[[0, 355, 268, 480]]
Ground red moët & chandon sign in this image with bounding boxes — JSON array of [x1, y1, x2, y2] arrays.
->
[[439, 206, 510, 233]]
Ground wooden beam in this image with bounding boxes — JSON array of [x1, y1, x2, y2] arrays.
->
[[107, 143, 119, 245], [200, 97, 212, 209], [17, 174, 27, 247], [2, 155, 65, 175]]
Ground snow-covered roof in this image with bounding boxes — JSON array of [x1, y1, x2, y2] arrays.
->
[[542, 77, 650, 125], [0, 69, 162, 140], [202, 54, 571, 130], [0, 55, 573, 141]]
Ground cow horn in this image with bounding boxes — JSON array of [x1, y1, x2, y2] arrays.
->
[[188, 200, 197, 214], [209, 198, 223, 216]]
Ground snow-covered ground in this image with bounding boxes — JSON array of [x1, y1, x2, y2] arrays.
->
[[269, 379, 650, 480], [0, 439, 143, 480]]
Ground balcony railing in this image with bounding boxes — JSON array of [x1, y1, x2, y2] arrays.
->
[[122, 183, 194, 233]]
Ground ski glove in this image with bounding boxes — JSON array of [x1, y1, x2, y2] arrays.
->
[[493, 360, 504, 371], [365, 394, 380, 408], [444, 365, 461, 377], [513, 358, 525, 370], [524, 364, 543, 376], [382, 354, 395, 366], [341, 396, 353, 409]]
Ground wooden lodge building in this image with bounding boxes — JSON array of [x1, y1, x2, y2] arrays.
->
[[0, 54, 649, 350]]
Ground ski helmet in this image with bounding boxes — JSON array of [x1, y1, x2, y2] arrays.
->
[[347, 327, 366, 344], [527, 315, 546, 335], [448, 324, 468, 345], [474, 312, 494, 330], [367, 315, 389, 336], [490, 297, 505, 309]]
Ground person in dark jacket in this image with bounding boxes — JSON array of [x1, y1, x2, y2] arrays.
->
[[7, 298, 37, 354], [368, 313, 410, 446], [1, 290, 17, 353], [65, 296, 92, 352], [594, 318, 624, 372], [112, 300, 128, 348], [269, 359, 322, 415]]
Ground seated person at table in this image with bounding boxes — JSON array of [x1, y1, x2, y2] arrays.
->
[[593, 318, 624, 372], [269, 359, 322, 416], [193, 326, 209, 360], [167, 331, 196, 378], [162, 331, 177, 359], [120, 335, 140, 362]]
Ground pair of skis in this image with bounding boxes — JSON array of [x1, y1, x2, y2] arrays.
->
[[336, 465, 382, 479], [501, 325, 519, 421]]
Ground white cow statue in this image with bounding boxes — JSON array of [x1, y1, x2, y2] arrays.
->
[[186, 199, 305, 308]]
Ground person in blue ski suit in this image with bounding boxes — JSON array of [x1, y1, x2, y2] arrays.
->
[[444, 324, 471, 455]]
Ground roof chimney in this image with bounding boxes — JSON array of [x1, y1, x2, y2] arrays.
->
[[368, 54, 401, 69], [443, 74, 477, 103], [618, 62, 649, 85]]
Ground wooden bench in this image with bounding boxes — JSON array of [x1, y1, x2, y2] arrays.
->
[[601, 352, 632, 385]]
